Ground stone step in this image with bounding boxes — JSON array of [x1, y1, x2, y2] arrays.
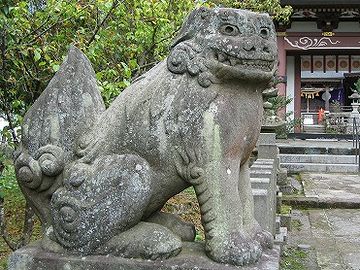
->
[[279, 154, 358, 164], [275, 216, 281, 234], [255, 159, 274, 165], [252, 189, 268, 197], [250, 170, 272, 178], [281, 162, 360, 173], [250, 177, 270, 189], [279, 146, 357, 155], [303, 125, 325, 134], [251, 164, 274, 170], [274, 227, 288, 246]]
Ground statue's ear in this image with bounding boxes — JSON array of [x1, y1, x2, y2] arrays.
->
[[171, 7, 212, 49], [167, 7, 217, 88]]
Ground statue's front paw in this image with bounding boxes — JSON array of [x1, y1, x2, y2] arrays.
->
[[205, 232, 262, 266]]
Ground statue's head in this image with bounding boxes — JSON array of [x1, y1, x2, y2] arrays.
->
[[167, 8, 278, 87]]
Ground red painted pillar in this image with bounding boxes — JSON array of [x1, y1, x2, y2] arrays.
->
[[277, 36, 286, 96], [294, 55, 302, 132], [277, 35, 287, 118]]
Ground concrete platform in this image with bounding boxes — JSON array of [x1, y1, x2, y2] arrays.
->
[[283, 173, 360, 208], [281, 162, 359, 173], [303, 173, 360, 203], [8, 242, 280, 270]]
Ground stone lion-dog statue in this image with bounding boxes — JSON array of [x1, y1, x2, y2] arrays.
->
[[14, 7, 278, 267]]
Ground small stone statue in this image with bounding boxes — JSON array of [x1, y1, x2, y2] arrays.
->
[[14, 7, 278, 267]]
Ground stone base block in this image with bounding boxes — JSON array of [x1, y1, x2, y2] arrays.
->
[[9, 242, 280, 270]]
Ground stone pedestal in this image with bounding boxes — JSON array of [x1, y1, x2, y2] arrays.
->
[[347, 96, 360, 134], [257, 133, 279, 162], [250, 133, 279, 235], [8, 242, 280, 270]]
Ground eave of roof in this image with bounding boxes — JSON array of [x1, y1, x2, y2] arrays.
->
[[281, 0, 360, 8]]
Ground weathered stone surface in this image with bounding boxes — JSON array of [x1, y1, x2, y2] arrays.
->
[[13, 7, 278, 268], [8, 242, 280, 270], [13, 45, 105, 228]]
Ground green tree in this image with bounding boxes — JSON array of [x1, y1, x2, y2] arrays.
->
[[208, 0, 292, 22], [0, 0, 291, 145], [0, 0, 198, 144]]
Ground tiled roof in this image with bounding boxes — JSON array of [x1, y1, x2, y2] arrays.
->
[[281, 0, 360, 8]]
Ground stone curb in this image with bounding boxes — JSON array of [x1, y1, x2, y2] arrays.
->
[[282, 196, 360, 209], [8, 242, 281, 270]]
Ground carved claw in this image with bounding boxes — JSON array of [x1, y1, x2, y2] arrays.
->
[[205, 232, 263, 266], [262, 87, 278, 97]]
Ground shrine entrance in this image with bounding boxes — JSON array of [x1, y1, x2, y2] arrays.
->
[[299, 54, 360, 132], [276, 0, 360, 134]]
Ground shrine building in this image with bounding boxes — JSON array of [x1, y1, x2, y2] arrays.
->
[[277, 0, 360, 132]]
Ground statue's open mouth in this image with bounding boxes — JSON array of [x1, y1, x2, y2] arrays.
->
[[214, 52, 274, 72]]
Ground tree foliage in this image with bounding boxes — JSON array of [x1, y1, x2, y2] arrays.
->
[[232, 0, 292, 22], [0, 0, 291, 145]]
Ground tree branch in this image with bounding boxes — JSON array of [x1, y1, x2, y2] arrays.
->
[[19, 15, 51, 43], [19, 202, 35, 248], [4, 110, 18, 144], [86, 0, 121, 47], [25, 4, 91, 46]]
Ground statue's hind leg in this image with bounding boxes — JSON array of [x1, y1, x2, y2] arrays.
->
[[238, 159, 273, 249], [96, 221, 182, 260], [145, 211, 196, 242], [44, 154, 182, 259]]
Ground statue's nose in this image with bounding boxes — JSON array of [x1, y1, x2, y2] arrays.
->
[[243, 41, 256, 52], [243, 40, 271, 54]]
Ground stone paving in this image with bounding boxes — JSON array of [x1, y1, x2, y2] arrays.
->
[[287, 173, 360, 270], [310, 209, 360, 270], [303, 173, 360, 205]]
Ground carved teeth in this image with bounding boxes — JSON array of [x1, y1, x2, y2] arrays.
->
[[217, 53, 273, 71]]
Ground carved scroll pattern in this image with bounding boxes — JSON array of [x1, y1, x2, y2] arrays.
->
[[284, 37, 341, 50]]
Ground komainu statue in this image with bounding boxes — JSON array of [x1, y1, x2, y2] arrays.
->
[[14, 7, 278, 267]]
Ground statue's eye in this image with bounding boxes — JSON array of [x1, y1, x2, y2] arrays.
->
[[260, 27, 270, 39], [220, 24, 240, 36]]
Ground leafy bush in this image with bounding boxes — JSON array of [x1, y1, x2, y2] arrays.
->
[[280, 247, 308, 270], [0, 161, 18, 195], [0, 150, 18, 198], [275, 117, 301, 139]]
